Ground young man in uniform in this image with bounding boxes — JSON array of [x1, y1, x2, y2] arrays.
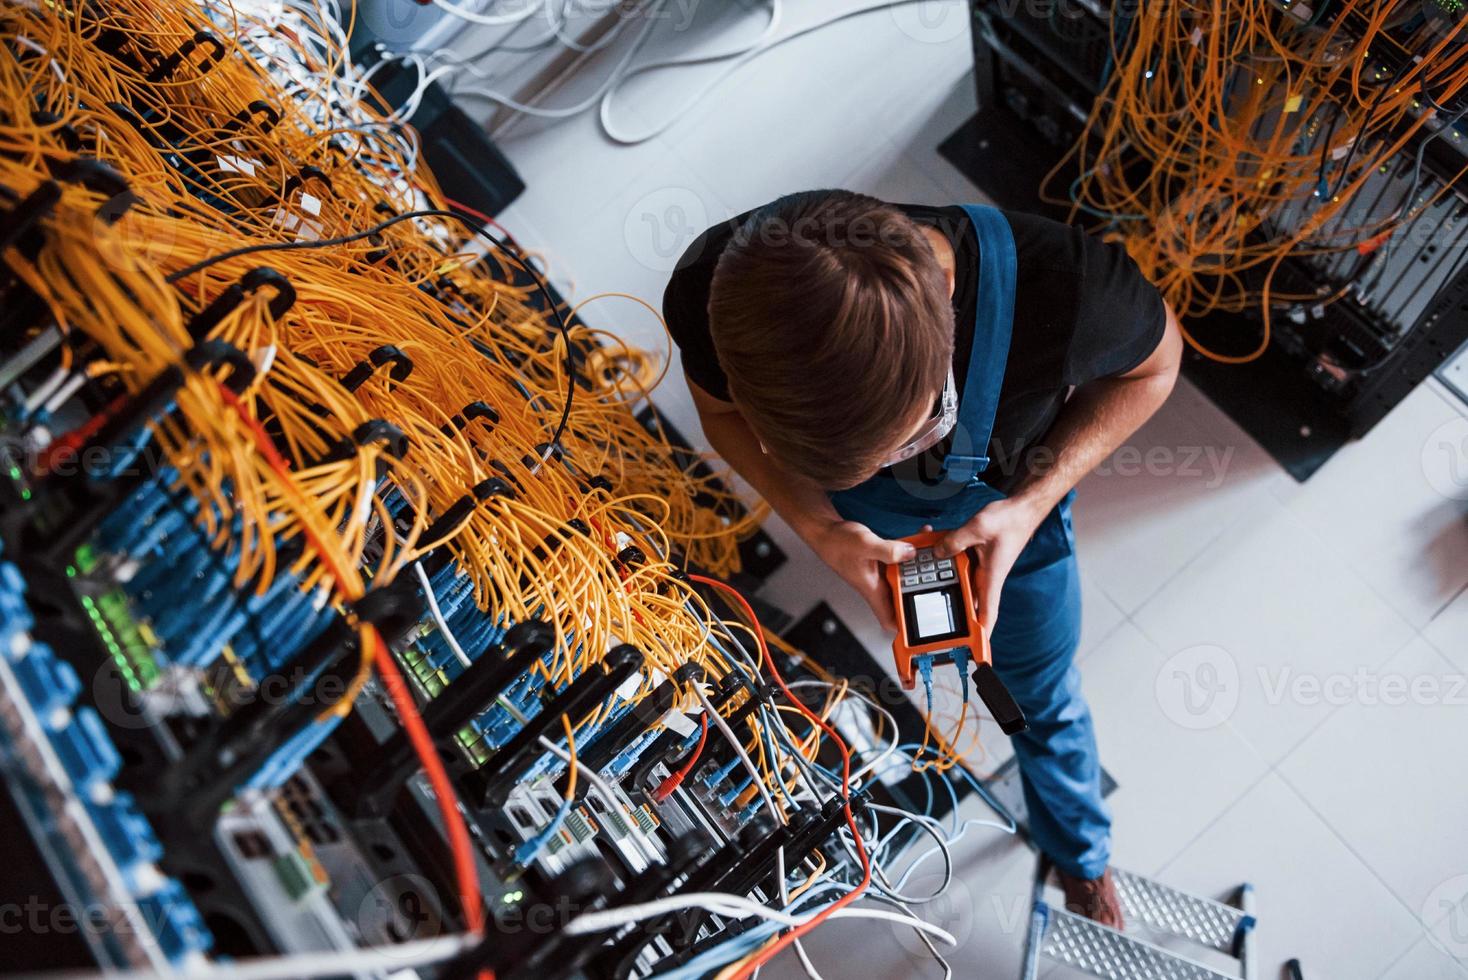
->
[[662, 190, 1182, 923]]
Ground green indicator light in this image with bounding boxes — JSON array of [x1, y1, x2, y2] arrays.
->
[[74, 545, 98, 574]]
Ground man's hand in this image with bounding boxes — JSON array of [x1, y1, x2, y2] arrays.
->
[[807, 521, 917, 633], [933, 497, 1046, 630]]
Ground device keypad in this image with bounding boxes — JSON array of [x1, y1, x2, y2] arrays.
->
[[899, 547, 957, 588]]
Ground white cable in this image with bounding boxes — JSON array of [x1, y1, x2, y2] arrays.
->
[[31, 934, 477, 980], [535, 724, 622, 805], [451, 0, 966, 143], [43, 372, 88, 415], [784, 678, 900, 784], [432, 0, 549, 27], [12, 35, 67, 84], [563, 891, 959, 944], [778, 845, 825, 980], [489, 691, 625, 806], [390, 61, 459, 124], [596, 0, 783, 143], [549, 0, 635, 53], [22, 366, 69, 414], [448, 0, 671, 119], [866, 879, 953, 980], [866, 753, 1016, 839], [414, 560, 473, 668], [865, 803, 953, 904], [349, 471, 376, 544]]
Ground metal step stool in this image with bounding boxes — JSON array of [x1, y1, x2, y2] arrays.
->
[[1021, 858, 1257, 980]]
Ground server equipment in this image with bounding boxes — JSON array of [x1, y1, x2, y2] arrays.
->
[[945, 0, 1468, 478], [0, 2, 1008, 977]]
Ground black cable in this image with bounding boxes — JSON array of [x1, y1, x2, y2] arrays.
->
[[163, 207, 576, 448], [1313, 102, 1342, 202], [1397, 102, 1468, 236], [1326, 57, 1416, 202], [162, 209, 475, 281]]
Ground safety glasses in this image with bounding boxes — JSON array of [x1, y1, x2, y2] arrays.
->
[[879, 366, 957, 467]]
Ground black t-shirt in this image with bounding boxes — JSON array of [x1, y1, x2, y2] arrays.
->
[[662, 202, 1166, 491]]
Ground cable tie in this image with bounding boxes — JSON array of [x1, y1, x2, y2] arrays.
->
[[145, 30, 225, 82], [340, 344, 413, 392]]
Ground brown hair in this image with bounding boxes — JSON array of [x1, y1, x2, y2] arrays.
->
[[708, 190, 954, 490]]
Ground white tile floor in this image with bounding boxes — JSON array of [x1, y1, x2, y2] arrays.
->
[[449, 3, 1468, 976]]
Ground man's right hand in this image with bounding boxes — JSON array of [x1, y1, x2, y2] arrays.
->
[[806, 520, 917, 633]]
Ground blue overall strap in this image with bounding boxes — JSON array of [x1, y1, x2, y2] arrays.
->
[[941, 203, 1018, 486]]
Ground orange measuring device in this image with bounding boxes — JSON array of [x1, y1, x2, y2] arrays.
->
[[884, 529, 1028, 735]]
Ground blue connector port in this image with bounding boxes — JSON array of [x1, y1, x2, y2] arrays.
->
[[52, 707, 122, 791], [12, 643, 81, 726], [137, 880, 212, 965]]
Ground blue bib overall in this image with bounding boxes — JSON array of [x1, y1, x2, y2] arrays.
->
[[829, 204, 1110, 880]]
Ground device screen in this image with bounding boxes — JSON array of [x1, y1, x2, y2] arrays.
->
[[902, 584, 967, 645]]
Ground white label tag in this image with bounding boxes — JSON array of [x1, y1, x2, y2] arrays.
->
[[614, 671, 644, 701], [250, 345, 278, 375], [217, 154, 256, 176], [659, 709, 696, 738]]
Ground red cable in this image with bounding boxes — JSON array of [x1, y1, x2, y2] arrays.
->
[[215, 384, 488, 947], [436, 192, 521, 251], [369, 625, 487, 939], [34, 392, 126, 476], [686, 575, 871, 980], [652, 714, 708, 803]]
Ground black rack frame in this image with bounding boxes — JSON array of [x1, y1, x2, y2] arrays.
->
[[942, 0, 1468, 479]]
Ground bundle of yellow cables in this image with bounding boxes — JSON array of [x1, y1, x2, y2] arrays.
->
[[1057, 0, 1468, 362], [0, 1, 988, 954], [0, 0, 766, 704]]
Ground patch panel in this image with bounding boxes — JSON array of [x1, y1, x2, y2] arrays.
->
[[85, 474, 336, 686], [0, 559, 209, 972], [0, 3, 986, 975]]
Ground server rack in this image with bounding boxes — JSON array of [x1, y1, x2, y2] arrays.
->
[[942, 0, 1468, 479]]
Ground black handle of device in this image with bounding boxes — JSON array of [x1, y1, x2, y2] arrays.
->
[[973, 661, 1027, 734]]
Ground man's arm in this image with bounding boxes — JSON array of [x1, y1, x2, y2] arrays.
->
[[936, 302, 1184, 627], [688, 380, 915, 630]]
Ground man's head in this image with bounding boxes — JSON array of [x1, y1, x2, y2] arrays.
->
[[708, 190, 954, 490]]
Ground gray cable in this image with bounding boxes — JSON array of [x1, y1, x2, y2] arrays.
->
[[864, 804, 953, 905], [414, 561, 472, 668], [694, 683, 785, 826]]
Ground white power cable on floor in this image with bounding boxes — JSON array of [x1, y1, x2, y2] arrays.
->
[[437, 0, 965, 143], [431, 0, 548, 28], [434, 0, 670, 120]]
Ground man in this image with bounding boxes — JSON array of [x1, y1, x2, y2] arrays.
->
[[663, 190, 1181, 924]]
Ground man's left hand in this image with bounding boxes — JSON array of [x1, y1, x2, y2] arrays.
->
[[933, 497, 1046, 630]]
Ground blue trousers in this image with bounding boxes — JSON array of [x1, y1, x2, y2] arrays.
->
[[830, 485, 1111, 879], [989, 496, 1110, 879]]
